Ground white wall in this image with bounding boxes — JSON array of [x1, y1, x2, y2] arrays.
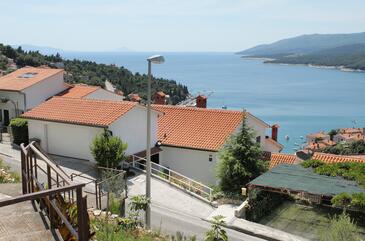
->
[[0, 91, 25, 121], [23, 72, 66, 110], [85, 89, 124, 101], [28, 120, 103, 161], [109, 106, 159, 155], [159, 146, 218, 185]]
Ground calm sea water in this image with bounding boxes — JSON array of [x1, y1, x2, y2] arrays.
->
[[62, 52, 365, 153]]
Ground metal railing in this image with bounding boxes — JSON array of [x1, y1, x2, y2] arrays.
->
[[131, 155, 213, 202], [70, 166, 127, 210], [0, 142, 90, 241]]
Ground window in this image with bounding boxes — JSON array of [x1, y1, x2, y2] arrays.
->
[[0, 109, 2, 122], [256, 136, 261, 143], [208, 154, 213, 162], [18, 72, 38, 78]]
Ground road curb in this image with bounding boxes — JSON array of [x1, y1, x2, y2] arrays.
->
[[202, 218, 308, 241]]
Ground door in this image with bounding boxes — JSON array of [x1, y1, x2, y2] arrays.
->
[[3, 110, 9, 126]]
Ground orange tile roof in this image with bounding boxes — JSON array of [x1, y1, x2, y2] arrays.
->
[[0, 67, 63, 91], [312, 152, 365, 164], [22, 97, 137, 127], [152, 104, 243, 151], [263, 152, 299, 169], [307, 131, 329, 139], [58, 84, 100, 98]]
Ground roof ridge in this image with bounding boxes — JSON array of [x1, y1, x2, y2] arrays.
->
[[53, 96, 135, 105], [152, 104, 244, 114]]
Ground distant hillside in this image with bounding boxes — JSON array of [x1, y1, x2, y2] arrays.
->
[[267, 44, 365, 70], [237, 32, 365, 71], [0, 44, 189, 104], [237, 32, 365, 56]]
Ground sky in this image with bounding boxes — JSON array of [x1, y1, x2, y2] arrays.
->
[[1, 0, 365, 52]]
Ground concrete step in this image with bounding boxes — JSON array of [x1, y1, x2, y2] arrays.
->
[[0, 196, 59, 241]]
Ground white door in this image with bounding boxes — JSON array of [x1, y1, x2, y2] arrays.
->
[[46, 123, 101, 161]]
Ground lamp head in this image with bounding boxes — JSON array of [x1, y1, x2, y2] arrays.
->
[[147, 55, 165, 64], [0, 97, 9, 103]]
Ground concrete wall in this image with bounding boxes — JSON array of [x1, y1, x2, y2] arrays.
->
[[23, 72, 66, 109], [85, 89, 124, 101], [159, 146, 218, 185], [109, 106, 159, 156], [28, 120, 103, 161]]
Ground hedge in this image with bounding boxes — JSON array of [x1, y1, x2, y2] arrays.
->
[[9, 118, 28, 145]]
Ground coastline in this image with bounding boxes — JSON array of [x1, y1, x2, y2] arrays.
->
[[241, 56, 365, 73]]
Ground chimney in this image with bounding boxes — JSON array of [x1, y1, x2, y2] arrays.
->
[[128, 93, 141, 103], [271, 124, 279, 142], [196, 95, 207, 108], [154, 91, 166, 105]]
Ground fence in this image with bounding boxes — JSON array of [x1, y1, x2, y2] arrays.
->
[[0, 141, 90, 241], [132, 155, 213, 203], [70, 166, 127, 210]]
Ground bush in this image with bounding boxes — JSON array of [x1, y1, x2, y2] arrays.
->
[[319, 212, 361, 241], [9, 118, 28, 145], [332, 192, 365, 211], [90, 129, 128, 168]]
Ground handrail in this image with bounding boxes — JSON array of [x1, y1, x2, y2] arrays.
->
[[132, 156, 213, 202], [0, 183, 84, 207], [18, 142, 89, 241], [29, 143, 72, 184]]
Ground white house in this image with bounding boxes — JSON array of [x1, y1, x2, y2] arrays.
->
[[22, 97, 160, 161], [0, 67, 66, 126], [151, 104, 283, 185]]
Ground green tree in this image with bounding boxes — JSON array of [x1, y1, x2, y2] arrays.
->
[[205, 215, 228, 241], [320, 212, 361, 241], [328, 129, 338, 141], [217, 117, 267, 194], [90, 129, 127, 168]]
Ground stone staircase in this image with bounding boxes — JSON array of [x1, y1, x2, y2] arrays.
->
[[0, 184, 61, 241]]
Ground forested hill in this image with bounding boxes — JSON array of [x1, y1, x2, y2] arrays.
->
[[237, 32, 365, 70], [0, 44, 189, 104]]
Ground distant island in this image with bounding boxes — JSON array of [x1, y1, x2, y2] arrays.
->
[[0, 44, 189, 104], [237, 32, 365, 71]]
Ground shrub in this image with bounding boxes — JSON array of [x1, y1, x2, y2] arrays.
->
[[204, 215, 228, 241], [9, 118, 28, 145], [332, 192, 365, 211], [90, 129, 127, 168], [319, 212, 361, 241]]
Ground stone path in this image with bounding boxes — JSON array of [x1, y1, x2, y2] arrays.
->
[[0, 184, 60, 241]]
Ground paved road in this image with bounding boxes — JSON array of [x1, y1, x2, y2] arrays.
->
[[0, 152, 264, 241]]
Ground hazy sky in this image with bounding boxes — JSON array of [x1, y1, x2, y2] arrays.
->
[[1, 0, 365, 52]]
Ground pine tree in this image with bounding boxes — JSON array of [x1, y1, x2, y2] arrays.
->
[[217, 116, 267, 194]]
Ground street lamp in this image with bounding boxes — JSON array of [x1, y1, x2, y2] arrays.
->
[[146, 55, 164, 229]]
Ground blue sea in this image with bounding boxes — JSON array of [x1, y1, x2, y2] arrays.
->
[[62, 52, 365, 153]]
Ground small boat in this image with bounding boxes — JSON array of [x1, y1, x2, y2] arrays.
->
[[285, 135, 290, 141]]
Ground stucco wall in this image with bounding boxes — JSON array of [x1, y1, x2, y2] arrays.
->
[[85, 89, 124, 101], [23, 72, 66, 110], [159, 146, 218, 185], [28, 120, 103, 161], [0, 91, 25, 123], [109, 106, 159, 155]]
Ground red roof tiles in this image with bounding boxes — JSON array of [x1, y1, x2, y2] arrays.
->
[[22, 97, 137, 127], [312, 152, 365, 164], [152, 104, 243, 151], [263, 152, 299, 169], [59, 84, 100, 98], [0, 67, 63, 91]]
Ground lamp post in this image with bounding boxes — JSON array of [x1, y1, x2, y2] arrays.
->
[[146, 55, 164, 229]]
